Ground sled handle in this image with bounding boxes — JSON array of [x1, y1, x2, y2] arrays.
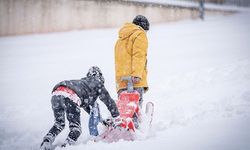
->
[[121, 76, 133, 92]]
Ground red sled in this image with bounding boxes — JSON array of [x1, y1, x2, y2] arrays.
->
[[97, 77, 140, 142], [97, 77, 155, 142], [117, 90, 140, 132]]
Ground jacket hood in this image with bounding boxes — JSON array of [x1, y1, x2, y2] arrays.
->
[[119, 23, 142, 40]]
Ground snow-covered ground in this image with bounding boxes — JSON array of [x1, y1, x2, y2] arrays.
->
[[1, 11, 250, 150]]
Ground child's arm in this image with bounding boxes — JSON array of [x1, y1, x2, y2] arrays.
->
[[98, 86, 120, 118]]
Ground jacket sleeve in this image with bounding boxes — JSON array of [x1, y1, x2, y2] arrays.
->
[[131, 32, 148, 79], [98, 86, 120, 118], [82, 105, 91, 115]]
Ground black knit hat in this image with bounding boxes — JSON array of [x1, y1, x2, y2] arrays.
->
[[87, 66, 105, 84], [133, 15, 150, 31]]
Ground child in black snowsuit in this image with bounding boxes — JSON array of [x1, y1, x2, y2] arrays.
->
[[40, 66, 121, 150]]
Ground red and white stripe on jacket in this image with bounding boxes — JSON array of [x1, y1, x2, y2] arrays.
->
[[52, 86, 81, 106]]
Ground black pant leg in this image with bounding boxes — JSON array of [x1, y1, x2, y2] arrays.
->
[[65, 98, 82, 142], [43, 95, 66, 143]]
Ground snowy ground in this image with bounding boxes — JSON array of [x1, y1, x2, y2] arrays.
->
[[1, 11, 250, 150]]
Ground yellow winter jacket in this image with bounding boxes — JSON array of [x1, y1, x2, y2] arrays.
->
[[115, 23, 148, 92]]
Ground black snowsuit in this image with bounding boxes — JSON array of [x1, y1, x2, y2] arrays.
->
[[43, 76, 120, 144]]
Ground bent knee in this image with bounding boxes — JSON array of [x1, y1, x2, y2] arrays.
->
[[69, 122, 82, 133]]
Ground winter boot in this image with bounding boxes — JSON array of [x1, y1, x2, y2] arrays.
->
[[40, 139, 52, 150], [40, 133, 55, 150]]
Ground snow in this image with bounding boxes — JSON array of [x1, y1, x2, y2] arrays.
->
[[1, 11, 250, 150]]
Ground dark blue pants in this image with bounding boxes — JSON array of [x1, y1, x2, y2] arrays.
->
[[88, 102, 101, 136]]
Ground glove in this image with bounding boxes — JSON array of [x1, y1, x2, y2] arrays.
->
[[112, 116, 123, 128], [131, 76, 141, 84], [102, 118, 113, 127]]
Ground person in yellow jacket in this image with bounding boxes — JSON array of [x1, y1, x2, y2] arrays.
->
[[114, 15, 150, 128]]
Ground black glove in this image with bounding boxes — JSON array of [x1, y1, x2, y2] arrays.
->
[[102, 118, 113, 127], [112, 116, 122, 128]]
